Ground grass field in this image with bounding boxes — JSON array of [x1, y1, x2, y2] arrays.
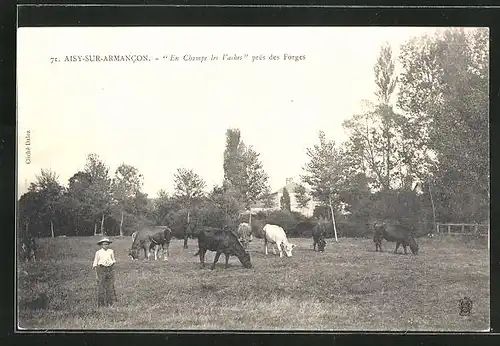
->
[[17, 234, 489, 331]]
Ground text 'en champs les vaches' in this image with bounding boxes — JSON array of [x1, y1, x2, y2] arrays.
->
[[61, 53, 306, 63]]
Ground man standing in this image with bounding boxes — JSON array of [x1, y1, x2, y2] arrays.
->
[[92, 238, 117, 307]]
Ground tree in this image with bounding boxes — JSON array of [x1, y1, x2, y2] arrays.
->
[[397, 28, 489, 222], [342, 42, 421, 191], [301, 131, 346, 242], [27, 169, 65, 237], [239, 144, 272, 210], [280, 188, 291, 212], [173, 168, 206, 225], [223, 128, 245, 185], [112, 163, 144, 236], [204, 181, 245, 229], [294, 184, 311, 209], [66, 171, 93, 236], [84, 153, 112, 235], [222, 128, 272, 221]]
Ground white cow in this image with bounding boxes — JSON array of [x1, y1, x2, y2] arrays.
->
[[263, 224, 297, 257]]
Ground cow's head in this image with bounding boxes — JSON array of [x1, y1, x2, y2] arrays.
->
[[318, 239, 326, 252], [239, 252, 253, 268], [282, 242, 297, 257], [128, 248, 139, 260]]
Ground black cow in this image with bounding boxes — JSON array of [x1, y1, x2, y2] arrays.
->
[[129, 226, 172, 261], [169, 223, 195, 249], [194, 227, 252, 270], [312, 223, 327, 252], [373, 222, 419, 255], [19, 231, 36, 262]]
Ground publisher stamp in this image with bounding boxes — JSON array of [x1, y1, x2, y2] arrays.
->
[[459, 296, 473, 316]]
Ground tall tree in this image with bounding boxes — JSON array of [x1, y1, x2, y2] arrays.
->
[[173, 168, 206, 225], [398, 28, 489, 222], [112, 163, 144, 236], [342, 43, 413, 191], [223, 128, 245, 184], [280, 187, 291, 212], [374, 42, 398, 190], [84, 153, 112, 235], [294, 184, 311, 209], [222, 128, 272, 222], [301, 131, 345, 242]]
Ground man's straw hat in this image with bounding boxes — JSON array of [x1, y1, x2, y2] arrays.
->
[[97, 237, 112, 245]]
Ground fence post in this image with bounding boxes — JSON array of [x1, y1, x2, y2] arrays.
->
[[448, 225, 451, 234], [436, 223, 439, 235], [462, 224, 465, 234]]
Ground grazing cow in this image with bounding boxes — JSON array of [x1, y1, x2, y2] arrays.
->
[[312, 223, 327, 252], [263, 224, 297, 258], [236, 222, 253, 249], [129, 226, 172, 261], [194, 227, 252, 270], [19, 232, 36, 262], [373, 222, 419, 255]]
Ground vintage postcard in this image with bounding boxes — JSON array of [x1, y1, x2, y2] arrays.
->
[[16, 26, 490, 331]]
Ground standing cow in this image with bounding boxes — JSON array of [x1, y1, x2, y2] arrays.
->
[[312, 223, 327, 252], [236, 222, 253, 249], [373, 222, 419, 255], [129, 226, 172, 261], [263, 224, 297, 258], [194, 227, 252, 270]]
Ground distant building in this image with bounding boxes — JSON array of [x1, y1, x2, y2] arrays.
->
[[247, 177, 317, 217]]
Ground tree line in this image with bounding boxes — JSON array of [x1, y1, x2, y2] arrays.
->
[[18, 28, 489, 239]]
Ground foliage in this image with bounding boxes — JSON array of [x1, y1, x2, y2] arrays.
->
[[17, 30, 489, 239], [294, 184, 311, 209], [222, 128, 272, 209], [280, 188, 291, 212], [397, 28, 489, 222], [173, 168, 206, 223]]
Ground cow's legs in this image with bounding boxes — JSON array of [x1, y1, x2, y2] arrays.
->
[[163, 244, 169, 261], [225, 254, 230, 269], [211, 251, 222, 270], [183, 232, 189, 249], [199, 249, 207, 268], [403, 244, 408, 255], [314, 241, 317, 251], [154, 245, 159, 260], [394, 242, 400, 254]]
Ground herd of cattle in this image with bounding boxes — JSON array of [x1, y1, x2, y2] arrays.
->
[[18, 221, 421, 268], [125, 221, 420, 270]]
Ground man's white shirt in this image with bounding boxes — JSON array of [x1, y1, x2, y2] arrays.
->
[[93, 248, 116, 267]]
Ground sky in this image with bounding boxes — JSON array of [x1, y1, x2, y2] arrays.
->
[[17, 26, 450, 198]]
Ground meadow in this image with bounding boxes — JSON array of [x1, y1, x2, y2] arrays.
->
[[17, 234, 489, 331]]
